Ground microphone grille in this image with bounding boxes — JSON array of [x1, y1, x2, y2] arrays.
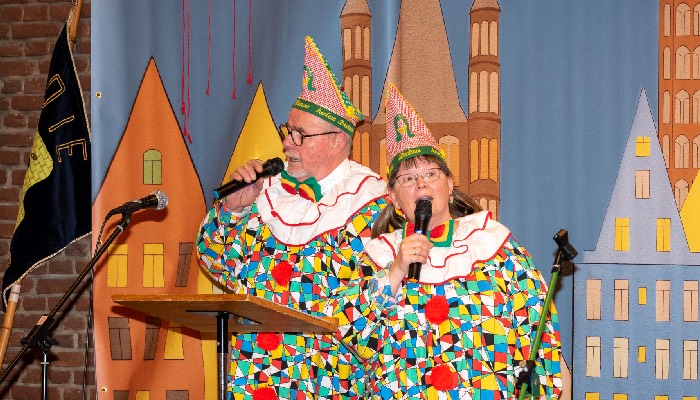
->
[[267, 157, 285, 174], [415, 198, 432, 218], [152, 190, 168, 210]]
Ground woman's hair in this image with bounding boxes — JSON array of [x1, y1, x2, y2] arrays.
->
[[371, 155, 482, 238]]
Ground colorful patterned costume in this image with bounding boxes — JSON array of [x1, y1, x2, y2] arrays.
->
[[197, 159, 387, 400], [330, 211, 563, 399]]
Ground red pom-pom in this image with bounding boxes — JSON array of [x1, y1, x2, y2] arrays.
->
[[424, 295, 450, 325], [428, 364, 458, 391], [271, 261, 293, 286], [256, 333, 281, 351], [252, 387, 277, 400]]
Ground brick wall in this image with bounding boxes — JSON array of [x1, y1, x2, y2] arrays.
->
[[0, 1, 94, 399]]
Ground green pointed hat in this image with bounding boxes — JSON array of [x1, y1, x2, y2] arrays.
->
[[292, 36, 364, 136], [385, 83, 445, 176]]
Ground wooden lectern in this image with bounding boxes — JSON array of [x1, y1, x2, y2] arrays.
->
[[112, 294, 338, 400]]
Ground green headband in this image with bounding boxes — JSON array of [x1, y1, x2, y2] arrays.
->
[[388, 145, 446, 176], [293, 98, 356, 136]]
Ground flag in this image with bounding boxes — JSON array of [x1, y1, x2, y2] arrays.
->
[[2, 24, 91, 305]]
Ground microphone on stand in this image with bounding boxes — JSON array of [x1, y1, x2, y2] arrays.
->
[[407, 198, 432, 283], [106, 190, 168, 217], [213, 157, 285, 199]]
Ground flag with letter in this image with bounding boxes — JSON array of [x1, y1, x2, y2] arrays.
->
[[2, 24, 91, 304]]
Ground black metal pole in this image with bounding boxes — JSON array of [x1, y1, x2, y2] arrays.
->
[[0, 215, 131, 387], [216, 311, 229, 400], [516, 229, 577, 400]]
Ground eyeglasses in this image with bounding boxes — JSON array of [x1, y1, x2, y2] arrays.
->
[[278, 124, 340, 146], [395, 168, 443, 187]]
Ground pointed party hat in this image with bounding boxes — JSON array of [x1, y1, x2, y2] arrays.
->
[[292, 36, 364, 136], [385, 83, 445, 176]]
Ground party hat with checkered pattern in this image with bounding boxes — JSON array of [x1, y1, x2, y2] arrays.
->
[[385, 83, 445, 176], [292, 36, 364, 136]]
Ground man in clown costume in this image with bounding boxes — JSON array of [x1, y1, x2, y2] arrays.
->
[[329, 84, 563, 399], [196, 36, 387, 399]]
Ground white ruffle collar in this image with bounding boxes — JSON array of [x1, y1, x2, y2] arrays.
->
[[255, 159, 387, 245], [365, 211, 512, 284]]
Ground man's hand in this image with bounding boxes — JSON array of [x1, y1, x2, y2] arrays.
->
[[224, 159, 264, 213]]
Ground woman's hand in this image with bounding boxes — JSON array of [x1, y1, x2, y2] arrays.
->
[[223, 159, 264, 213], [388, 233, 434, 295]]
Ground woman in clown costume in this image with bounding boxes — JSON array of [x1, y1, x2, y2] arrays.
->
[[329, 84, 563, 399]]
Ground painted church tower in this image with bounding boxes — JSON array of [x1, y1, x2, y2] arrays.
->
[[340, 0, 373, 167], [340, 0, 501, 218], [468, 0, 501, 216], [658, 0, 700, 208]]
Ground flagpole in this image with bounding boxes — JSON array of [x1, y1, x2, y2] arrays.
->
[[0, 284, 21, 365], [68, 0, 84, 46], [0, 0, 86, 369]]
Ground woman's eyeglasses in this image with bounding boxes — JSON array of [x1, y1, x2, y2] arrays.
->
[[395, 168, 443, 187]]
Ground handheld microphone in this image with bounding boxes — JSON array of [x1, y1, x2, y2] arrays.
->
[[107, 190, 168, 217], [213, 157, 285, 199], [408, 198, 432, 282]]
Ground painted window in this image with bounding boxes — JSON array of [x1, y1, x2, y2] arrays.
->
[[656, 218, 671, 252], [614, 337, 629, 378], [656, 339, 671, 379], [657, 280, 671, 322], [676, 91, 690, 123], [107, 244, 128, 288], [678, 3, 691, 36], [693, 90, 700, 122], [143, 243, 164, 287], [143, 149, 162, 185], [108, 317, 132, 360], [614, 218, 630, 251], [676, 179, 689, 208], [586, 336, 601, 377], [176, 242, 193, 287], [164, 323, 185, 360], [439, 135, 460, 186], [144, 317, 160, 360], [677, 46, 691, 79], [636, 136, 650, 157], [614, 280, 629, 321], [587, 279, 602, 320], [676, 135, 690, 167], [683, 340, 698, 380], [635, 170, 650, 199], [684, 280, 699, 322], [638, 346, 647, 363], [166, 391, 189, 400]]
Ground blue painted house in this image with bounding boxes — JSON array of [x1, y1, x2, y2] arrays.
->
[[573, 88, 700, 399]]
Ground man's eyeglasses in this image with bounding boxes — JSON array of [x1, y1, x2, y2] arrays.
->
[[395, 168, 443, 187], [278, 124, 340, 146]]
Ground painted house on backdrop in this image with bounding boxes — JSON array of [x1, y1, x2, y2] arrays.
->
[[92, 59, 207, 400], [658, 0, 700, 208], [573, 89, 700, 400], [341, 0, 502, 218]]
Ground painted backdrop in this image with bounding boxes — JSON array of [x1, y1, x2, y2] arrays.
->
[[89, 1, 700, 399]]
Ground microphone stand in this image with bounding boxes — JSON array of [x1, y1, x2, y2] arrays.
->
[[0, 213, 132, 399], [516, 229, 577, 400]]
